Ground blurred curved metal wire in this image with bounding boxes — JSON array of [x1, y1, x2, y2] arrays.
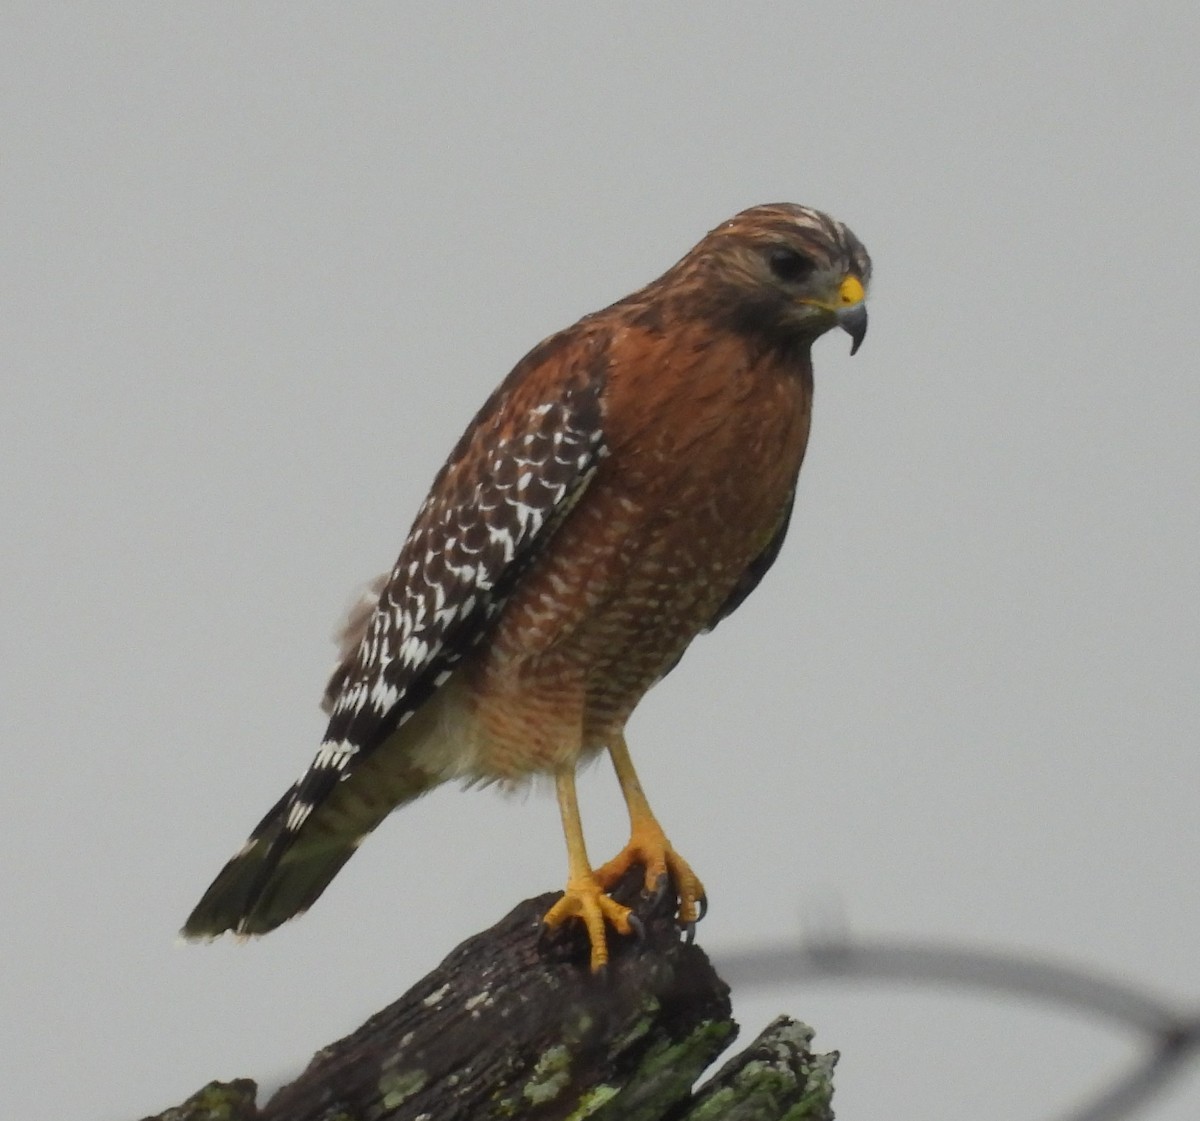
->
[[714, 934, 1199, 1121]]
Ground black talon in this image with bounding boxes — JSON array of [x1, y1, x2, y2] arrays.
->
[[682, 919, 696, 945], [627, 913, 646, 943], [650, 872, 672, 909], [696, 895, 708, 923]]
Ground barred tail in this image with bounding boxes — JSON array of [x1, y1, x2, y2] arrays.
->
[[182, 759, 437, 938], [181, 802, 355, 938]]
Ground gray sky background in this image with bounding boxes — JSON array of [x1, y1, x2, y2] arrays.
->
[[4, 5, 1198, 1119]]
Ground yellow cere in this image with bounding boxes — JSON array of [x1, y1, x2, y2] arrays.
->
[[837, 274, 865, 306]]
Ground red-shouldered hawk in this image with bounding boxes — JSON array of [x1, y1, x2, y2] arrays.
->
[[183, 203, 870, 971]]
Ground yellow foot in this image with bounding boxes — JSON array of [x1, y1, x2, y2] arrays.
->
[[542, 873, 637, 972], [594, 822, 707, 927]]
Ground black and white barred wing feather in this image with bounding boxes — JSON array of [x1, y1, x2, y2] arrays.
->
[[183, 334, 608, 937]]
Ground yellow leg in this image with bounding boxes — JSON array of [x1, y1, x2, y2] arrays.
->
[[541, 767, 635, 972], [594, 735, 707, 926]]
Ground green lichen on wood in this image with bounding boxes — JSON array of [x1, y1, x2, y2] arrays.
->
[[678, 1017, 836, 1121], [493, 1012, 735, 1121], [140, 1079, 258, 1121], [564, 1082, 619, 1118], [604, 1001, 657, 1052], [590, 1016, 738, 1121], [780, 1052, 837, 1121], [523, 1044, 574, 1105], [378, 1067, 427, 1111]]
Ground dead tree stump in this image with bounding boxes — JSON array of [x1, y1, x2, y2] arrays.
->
[[144, 876, 836, 1120]]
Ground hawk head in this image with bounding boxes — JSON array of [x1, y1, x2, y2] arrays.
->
[[661, 202, 872, 358]]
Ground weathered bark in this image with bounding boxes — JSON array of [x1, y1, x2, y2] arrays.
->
[[143, 878, 836, 1120]]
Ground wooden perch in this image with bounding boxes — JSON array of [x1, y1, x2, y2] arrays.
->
[[144, 876, 836, 1120]]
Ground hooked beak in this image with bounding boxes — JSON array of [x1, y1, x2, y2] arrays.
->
[[800, 273, 868, 355], [833, 274, 867, 355], [838, 302, 868, 356]]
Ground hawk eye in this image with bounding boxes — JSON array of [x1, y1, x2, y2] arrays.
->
[[766, 246, 815, 283]]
